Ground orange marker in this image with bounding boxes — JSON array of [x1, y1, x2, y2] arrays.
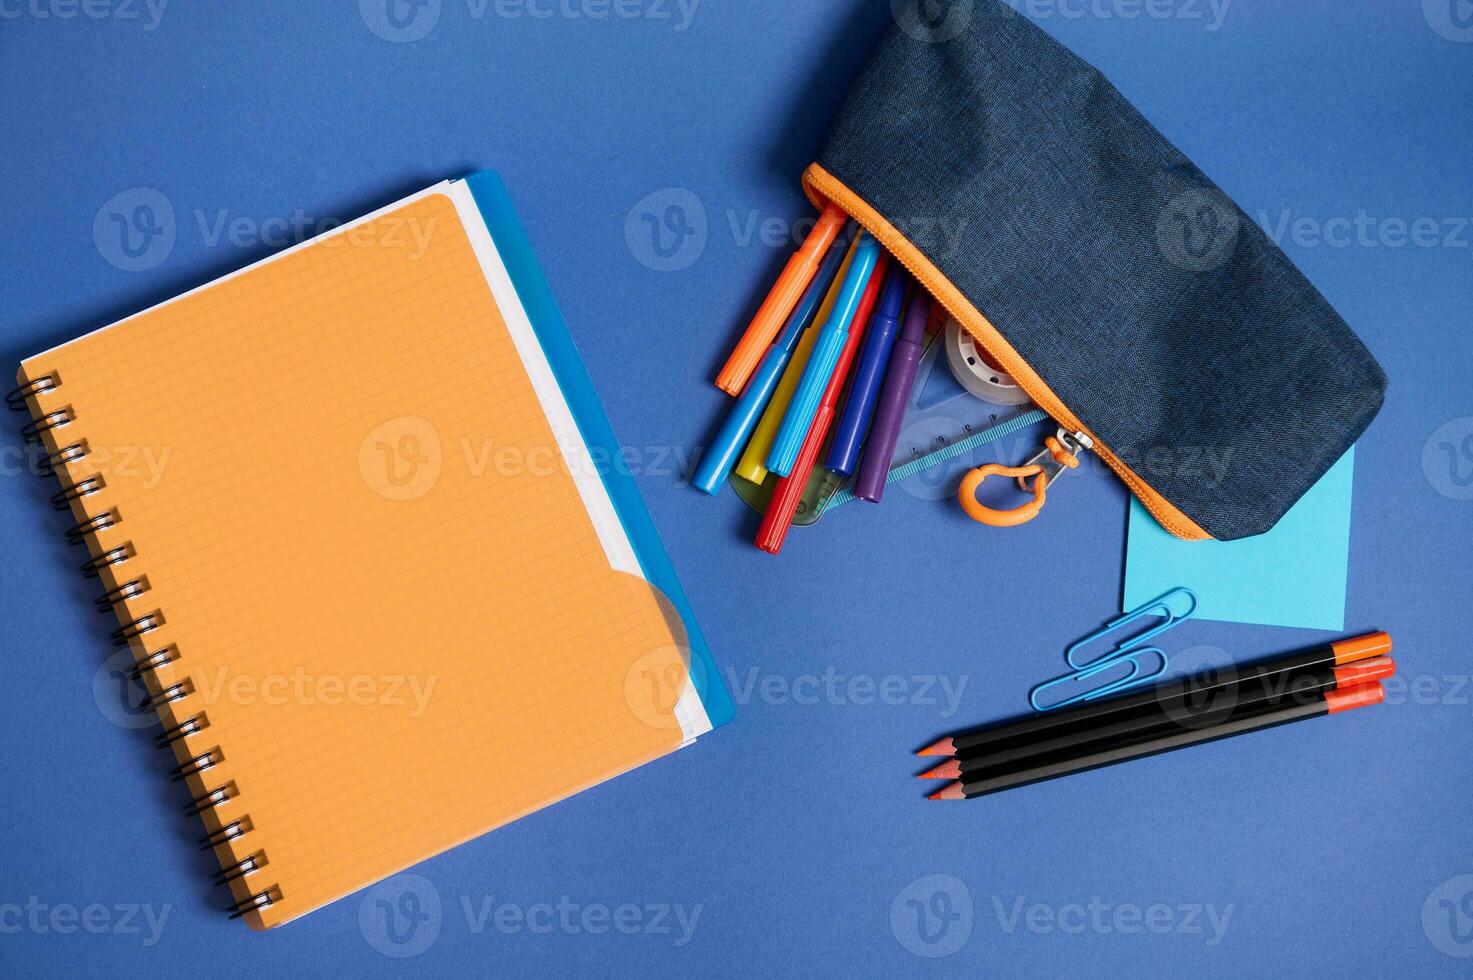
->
[[716, 204, 849, 395]]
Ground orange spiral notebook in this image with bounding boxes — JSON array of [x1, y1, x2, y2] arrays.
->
[[8, 172, 733, 929]]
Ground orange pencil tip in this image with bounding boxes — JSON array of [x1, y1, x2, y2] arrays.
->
[[928, 783, 965, 801], [918, 759, 962, 780], [917, 737, 955, 757]]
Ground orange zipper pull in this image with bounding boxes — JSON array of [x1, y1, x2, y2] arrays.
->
[[958, 428, 1093, 527]]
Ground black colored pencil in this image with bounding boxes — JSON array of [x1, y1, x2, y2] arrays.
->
[[921, 656, 1393, 780], [917, 631, 1391, 758], [930, 683, 1385, 800]]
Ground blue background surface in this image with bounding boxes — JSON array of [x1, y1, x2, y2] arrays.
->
[[2, 1, 1471, 976]]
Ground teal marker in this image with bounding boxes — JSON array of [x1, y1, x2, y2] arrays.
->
[[765, 233, 881, 477]]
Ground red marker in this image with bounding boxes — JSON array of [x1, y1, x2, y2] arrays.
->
[[755, 252, 891, 554]]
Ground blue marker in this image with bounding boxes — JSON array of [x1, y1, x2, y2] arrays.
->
[[690, 236, 849, 494], [765, 233, 882, 477], [825, 265, 908, 477]]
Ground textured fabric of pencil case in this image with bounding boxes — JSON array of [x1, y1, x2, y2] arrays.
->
[[801, 0, 1386, 541]]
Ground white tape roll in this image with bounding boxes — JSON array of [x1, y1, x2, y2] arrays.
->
[[943, 318, 1032, 406]]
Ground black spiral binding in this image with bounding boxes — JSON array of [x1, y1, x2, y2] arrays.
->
[[8, 373, 279, 922]]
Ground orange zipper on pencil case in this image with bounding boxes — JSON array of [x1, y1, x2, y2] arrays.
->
[[802, 162, 1212, 541]]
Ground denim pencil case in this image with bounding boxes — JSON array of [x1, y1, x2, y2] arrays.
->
[[802, 0, 1386, 541]]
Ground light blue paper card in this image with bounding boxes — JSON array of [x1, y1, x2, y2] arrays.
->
[[1124, 449, 1355, 631]]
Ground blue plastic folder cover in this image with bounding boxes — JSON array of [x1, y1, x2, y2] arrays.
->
[[1124, 450, 1356, 632], [462, 170, 734, 727]]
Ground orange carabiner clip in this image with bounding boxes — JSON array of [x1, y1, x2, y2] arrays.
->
[[958, 429, 1093, 528], [958, 463, 1049, 526]]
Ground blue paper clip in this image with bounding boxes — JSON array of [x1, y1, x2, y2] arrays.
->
[[1030, 646, 1171, 712], [1064, 587, 1198, 672], [1030, 588, 1198, 712]]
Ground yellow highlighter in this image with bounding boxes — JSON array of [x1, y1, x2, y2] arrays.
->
[[735, 236, 860, 484]]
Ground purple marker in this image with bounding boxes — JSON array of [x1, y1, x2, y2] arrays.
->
[[826, 265, 909, 477], [852, 289, 932, 502]]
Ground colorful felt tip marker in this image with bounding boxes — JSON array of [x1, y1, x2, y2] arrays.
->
[[734, 237, 860, 485], [716, 203, 849, 396], [756, 252, 891, 555], [690, 236, 849, 494], [853, 289, 932, 503], [825, 264, 909, 477], [766, 233, 882, 477]]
